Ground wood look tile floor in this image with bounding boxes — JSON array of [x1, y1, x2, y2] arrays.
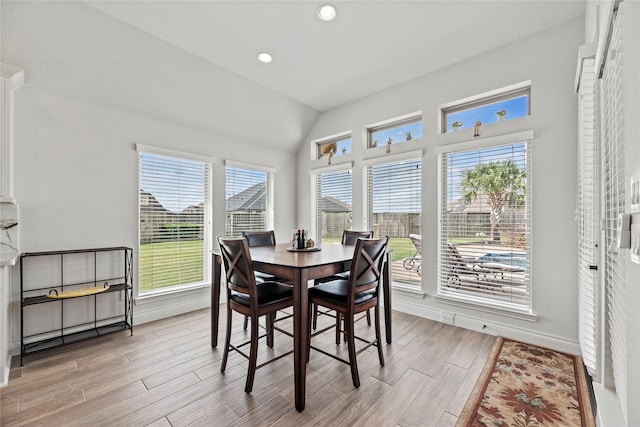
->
[[1, 307, 496, 427]]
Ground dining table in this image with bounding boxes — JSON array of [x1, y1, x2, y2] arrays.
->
[[210, 242, 392, 412]]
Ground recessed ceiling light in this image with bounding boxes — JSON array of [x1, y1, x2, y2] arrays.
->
[[257, 52, 273, 63], [317, 4, 337, 21]]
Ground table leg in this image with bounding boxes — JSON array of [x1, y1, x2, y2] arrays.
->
[[211, 253, 221, 348], [383, 251, 392, 344], [292, 268, 308, 412]]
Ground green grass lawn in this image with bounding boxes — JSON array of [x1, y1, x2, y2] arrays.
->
[[140, 236, 420, 292], [139, 240, 204, 292], [321, 236, 417, 262]]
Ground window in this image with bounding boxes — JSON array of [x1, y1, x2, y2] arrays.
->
[[225, 162, 274, 237], [364, 152, 422, 288], [316, 134, 352, 161], [368, 114, 422, 149], [438, 137, 532, 311], [138, 147, 211, 294], [311, 164, 352, 244], [442, 86, 530, 133]]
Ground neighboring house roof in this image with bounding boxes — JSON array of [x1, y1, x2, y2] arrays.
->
[[448, 193, 523, 214], [140, 190, 168, 213], [226, 182, 266, 212], [317, 195, 351, 213], [225, 182, 351, 213]]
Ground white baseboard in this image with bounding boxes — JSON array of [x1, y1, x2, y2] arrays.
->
[[393, 298, 581, 355]]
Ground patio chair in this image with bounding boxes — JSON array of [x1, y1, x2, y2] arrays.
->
[[445, 243, 482, 285], [403, 234, 422, 276]]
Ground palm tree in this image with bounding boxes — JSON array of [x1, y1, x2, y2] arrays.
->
[[459, 160, 526, 241]]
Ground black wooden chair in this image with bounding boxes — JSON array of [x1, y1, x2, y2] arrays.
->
[[217, 236, 293, 393], [241, 230, 292, 330], [307, 237, 388, 388], [312, 230, 374, 338]]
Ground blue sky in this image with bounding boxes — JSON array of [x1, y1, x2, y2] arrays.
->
[[446, 95, 528, 132]]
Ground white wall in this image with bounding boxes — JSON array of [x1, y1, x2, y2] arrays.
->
[[296, 18, 585, 353], [1, 1, 308, 359]]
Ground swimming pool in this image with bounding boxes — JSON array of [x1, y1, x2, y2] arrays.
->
[[476, 252, 528, 270]]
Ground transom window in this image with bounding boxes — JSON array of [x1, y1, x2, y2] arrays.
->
[[438, 137, 532, 312], [225, 162, 274, 237], [137, 146, 211, 294], [367, 113, 422, 149], [316, 134, 352, 161], [442, 86, 530, 133]]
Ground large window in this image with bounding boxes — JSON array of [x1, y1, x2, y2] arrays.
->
[[225, 162, 274, 237], [138, 146, 211, 294], [367, 113, 422, 149], [438, 136, 532, 311], [311, 164, 352, 244], [364, 153, 422, 288]]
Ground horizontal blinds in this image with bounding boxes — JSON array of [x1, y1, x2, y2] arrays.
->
[[313, 168, 352, 244], [226, 166, 272, 237], [439, 142, 531, 310], [601, 5, 627, 420], [138, 152, 210, 293], [577, 57, 600, 376], [365, 158, 421, 286]]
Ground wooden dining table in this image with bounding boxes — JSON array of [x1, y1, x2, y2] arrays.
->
[[210, 242, 392, 412]]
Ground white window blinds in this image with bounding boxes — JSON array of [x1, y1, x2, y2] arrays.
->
[[365, 155, 421, 287], [138, 150, 211, 293], [438, 141, 531, 311], [225, 164, 274, 237], [577, 56, 600, 377], [601, 5, 627, 420], [312, 166, 352, 244]]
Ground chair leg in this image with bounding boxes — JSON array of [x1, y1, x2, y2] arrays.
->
[[243, 315, 249, 330], [345, 312, 360, 388], [307, 301, 313, 363], [266, 313, 274, 348], [374, 304, 385, 367], [335, 312, 342, 345], [366, 309, 371, 326], [221, 304, 233, 373], [312, 303, 318, 330], [245, 315, 260, 393]]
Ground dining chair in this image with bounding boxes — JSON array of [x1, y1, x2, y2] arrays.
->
[[241, 230, 292, 331], [312, 230, 374, 337], [217, 236, 294, 393], [307, 237, 388, 388]]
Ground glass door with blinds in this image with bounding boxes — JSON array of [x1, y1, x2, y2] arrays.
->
[[311, 165, 353, 245], [364, 153, 422, 288], [225, 162, 274, 237], [438, 140, 532, 311]]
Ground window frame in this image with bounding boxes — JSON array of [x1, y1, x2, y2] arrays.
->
[[225, 160, 275, 238], [441, 84, 531, 133], [136, 144, 212, 297], [366, 112, 422, 149], [435, 131, 534, 317]]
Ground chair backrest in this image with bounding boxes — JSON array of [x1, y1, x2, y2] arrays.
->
[[242, 230, 276, 247], [342, 230, 374, 246], [446, 243, 468, 270], [217, 236, 257, 297], [349, 237, 388, 300]]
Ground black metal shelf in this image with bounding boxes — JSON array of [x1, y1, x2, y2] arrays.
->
[[20, 247, 134, 365]]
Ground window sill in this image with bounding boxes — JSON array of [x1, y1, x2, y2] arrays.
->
[[434, 294, 537, 322], [392, 282, 425, 299], [135, 282, 210, 305]]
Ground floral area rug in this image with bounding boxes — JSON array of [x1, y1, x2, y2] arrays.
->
[[457, 337, 595, 427]]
